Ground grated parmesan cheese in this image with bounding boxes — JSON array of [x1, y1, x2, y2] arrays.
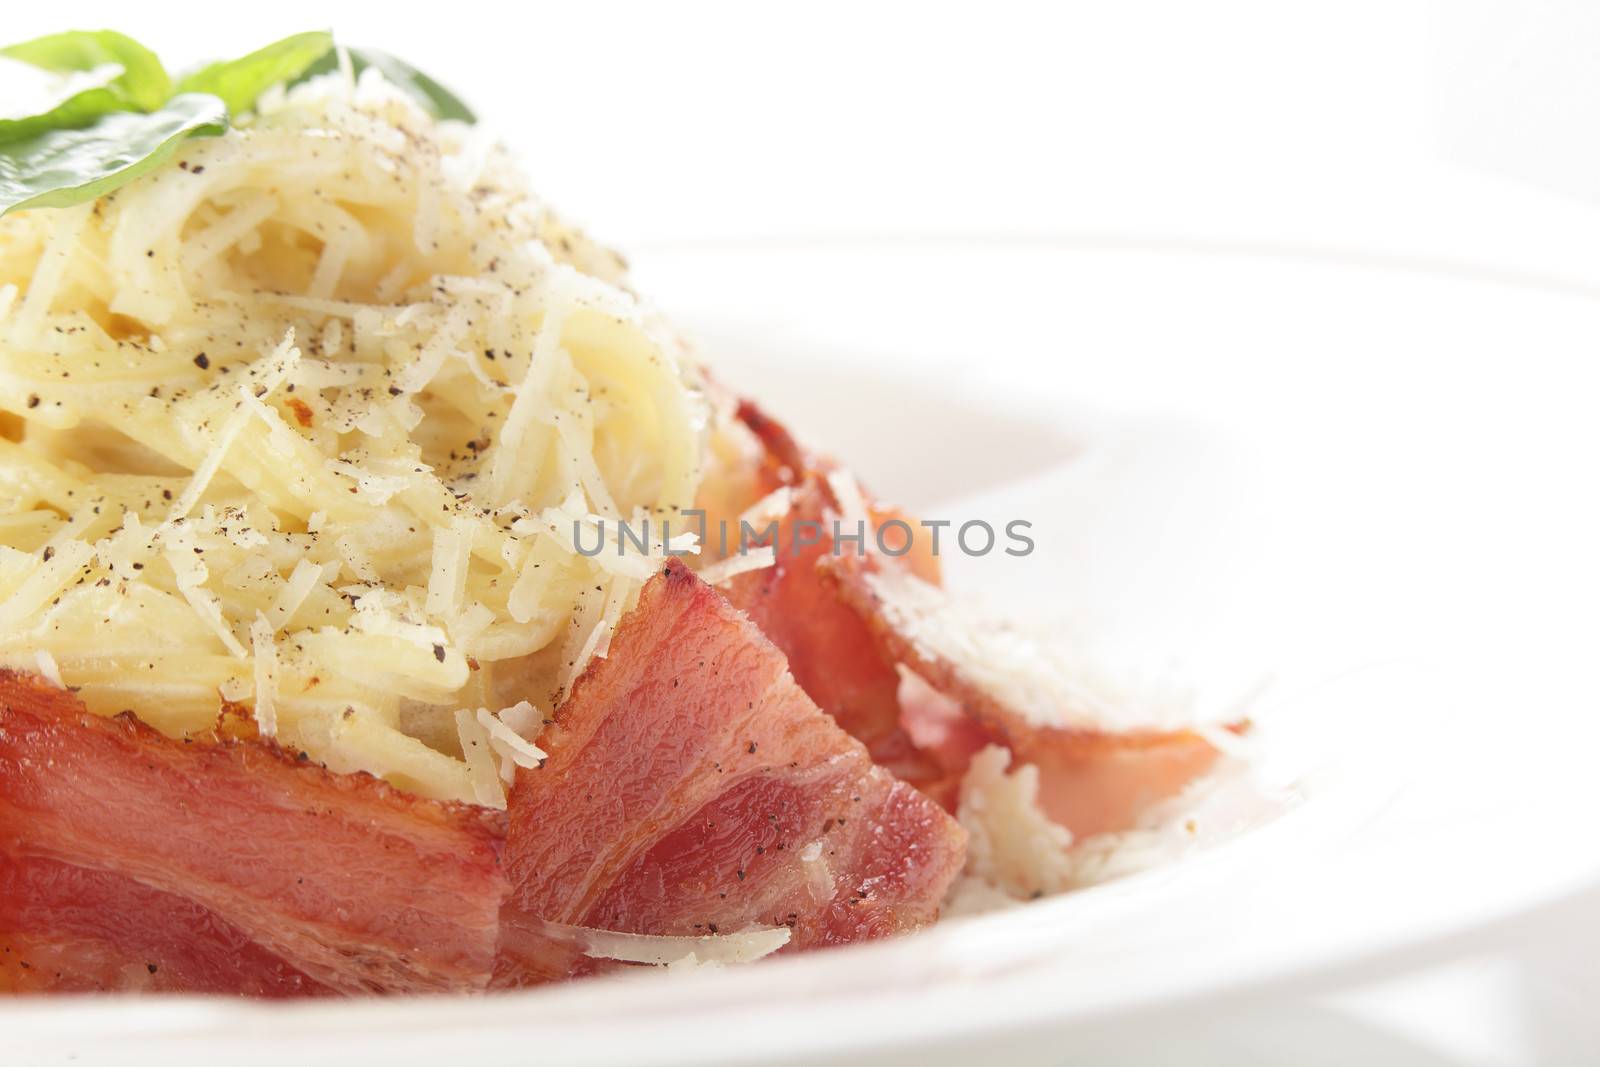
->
[[454, 708, 504, 808], [528, 918, 790, 968], [861, 567, 1160, 732], [955, 745, 1075, 900], [736, 485, 794, 529], [33, 648, 63, 689], [249, 613, 279, 738], [825, 469, 871, 528], [267, 558, 330, 631], [696, 545, 776, 587], [166, 539, 248, 659], [475, 702, 547, 785]]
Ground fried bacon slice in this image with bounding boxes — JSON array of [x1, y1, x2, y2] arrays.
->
[[725, 481, 939, 784], [718, 402, 1222, 839], [722, 404, 944, 786], [824, 558, 1222, 838], [0, 671, 509, 995], [0, 855, 326, 996], [496, 561, 966, 985]]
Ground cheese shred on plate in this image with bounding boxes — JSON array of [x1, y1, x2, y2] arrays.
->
[[0, 69, 708, 807]]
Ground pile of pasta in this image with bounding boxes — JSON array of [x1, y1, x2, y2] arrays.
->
[[0, 71, 709, 807]]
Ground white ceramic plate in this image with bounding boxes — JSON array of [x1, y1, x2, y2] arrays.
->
[[8, 240, 1599, 1066]]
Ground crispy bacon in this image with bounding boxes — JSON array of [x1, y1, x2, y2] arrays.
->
[[496, 561, 966, 985], [0, 671, 509, 994]]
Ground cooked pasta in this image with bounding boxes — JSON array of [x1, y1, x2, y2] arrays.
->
[[0, 69, 708, 808]]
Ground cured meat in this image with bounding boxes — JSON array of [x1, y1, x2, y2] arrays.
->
[[0, 855, 326, 996], [730, 400, 939, 585], [824, 557, 1222, 839], [0, 671, 509, 994], [721, 401, 1221, 838], [497, 561, 966, 985], [723, 403, 942, 785], [725, 481, 936, 781], [895, 667, 1001, 810]]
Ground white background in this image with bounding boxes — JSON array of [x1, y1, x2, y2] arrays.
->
[[9, 1, 1600, 271], [6, 3, 1599, 1064]]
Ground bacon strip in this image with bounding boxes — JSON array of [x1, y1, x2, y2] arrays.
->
[[826, 554, 1221, 839], [723, 403, 943, 786], [0, 855, 326, 996], [721, 402, 1222, 839], [0, 672, 509, 994], [726, 482, 939, 783], [497, 561, 966, 985]]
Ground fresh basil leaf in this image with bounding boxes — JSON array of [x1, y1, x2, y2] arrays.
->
[[2, 30, 171, 112], [298, 46, 476, 123], [175, 30, 333, 117], [0, 93, 227, 216], [0, 62, 127, 145], [354, 49, 475, 124]]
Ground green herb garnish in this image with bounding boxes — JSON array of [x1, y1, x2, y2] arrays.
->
[[295, 47, 476, 124], [3, 30, 172, 112], [174, 31, 333, 116], [0, 94, 227, 215], [0, 29, 474, 217]]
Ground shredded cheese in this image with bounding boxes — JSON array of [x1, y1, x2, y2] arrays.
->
[[736, 485, 793, 529], [32, 648, 63, 689], [541, 919, 791, 967], [861, 567, 1159, 732], [825, 469, 870, 527], [697, 545, 776, 587], [454, 708, 504, 808], [475, 702, 547, 785], [249, 612, 279, 738], [955, 745, 1075, 900]]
